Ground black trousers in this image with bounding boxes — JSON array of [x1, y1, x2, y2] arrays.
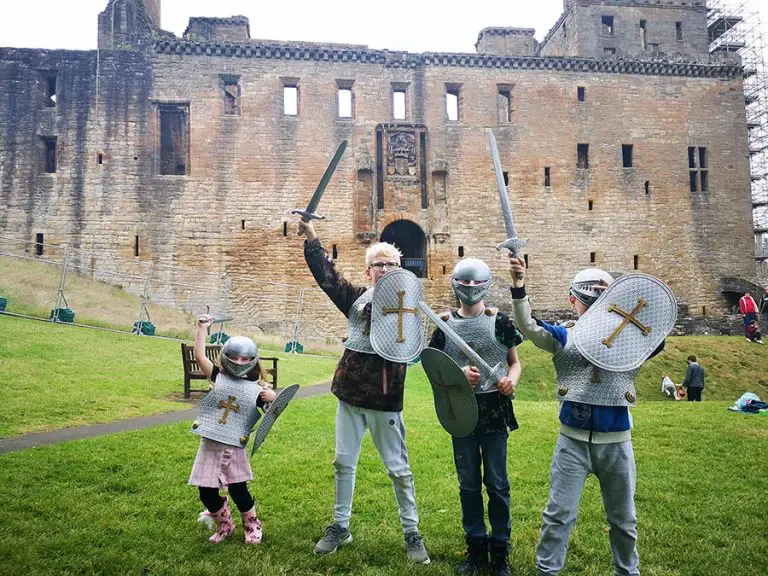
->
[[199, 482, 254, 513], [687, 387, 702, 402]]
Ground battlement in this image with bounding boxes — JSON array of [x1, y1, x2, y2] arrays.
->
[[475, 27, 537, 56], [563, 0, 705, 9], [184, 16, 251, 43]]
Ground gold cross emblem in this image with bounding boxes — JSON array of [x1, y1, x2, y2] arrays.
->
[[218, 395, 240, 424], [381, 290, 419, 343], [601, 299, 651, 349]]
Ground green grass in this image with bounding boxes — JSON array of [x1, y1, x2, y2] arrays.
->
[[0, 380, 765, 575], [0, 315, 339, 438]]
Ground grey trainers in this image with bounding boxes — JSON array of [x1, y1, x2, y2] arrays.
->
[[314, 523, 352, 554], [405, 531, 431, 564]]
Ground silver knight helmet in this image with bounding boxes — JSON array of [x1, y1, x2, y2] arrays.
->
[[220, 336, 259, 378], [451, 258, 493, 305], [569, 268, 614, 308]]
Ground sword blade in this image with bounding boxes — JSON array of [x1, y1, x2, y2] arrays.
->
[[488, 130, 516, 238], [419, 302, 494, 378], [305, 140, 347, 215]]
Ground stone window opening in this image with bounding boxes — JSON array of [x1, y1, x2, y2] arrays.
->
[[640, 20, 647, 50], [497, 85, 514, 123], [221, 75, 241, 116], [445, 84, 462, 122], [544, 167, 551, 187], [563, 22, 567, 39], [458, 246, 464, 257], [41, 136, 57, 173], [633, 254, 639, 270], [602, 15, 614, 36], [588, 199, 594, 211], [577, 143, 589, 169], [392, 84, 408, 120], [523, 254, 529, 268], [688, 146, 708, 192], [503, 171, 509, 186], [649, 43, 660, 55], [43, 73, 57, 108], [332, 244, 338, 259], [577, 86, 586, 102], [604, 47, 616, 57], [442, 265, 447, 275], [158, 104, 189, 176], [336, 80, 354, 119], [645, 180, 651, 197], [590, 251, 596, 263], [676, 22, 683, 41], [702, 306, 706, 316], [241, 219, 246, 230], [134, 235, 140, 257], [35, 233, 44, 256], [282, 222, 287, 237], [97, 152, 104, 165], [282, 78, 299, 116], [622, 144, 633, 168]]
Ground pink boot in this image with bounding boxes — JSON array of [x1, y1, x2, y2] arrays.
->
[[241, 507, 263, 544], [208, 499, 234, 544]]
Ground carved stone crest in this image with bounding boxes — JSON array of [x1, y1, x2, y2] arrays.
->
[[387, 132, 417, 176]]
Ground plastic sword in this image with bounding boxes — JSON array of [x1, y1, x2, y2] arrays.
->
[[291, 139, 348, 233], [420, 302, 509, 394], [488, 130, 527, 279]]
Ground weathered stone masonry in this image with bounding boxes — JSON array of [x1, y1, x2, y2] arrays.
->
[[0, 0, 757, 339]]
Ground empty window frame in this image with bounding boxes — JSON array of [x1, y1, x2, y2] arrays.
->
[[392, 85, 407, 120], [222, 75, 240, 115], [602, 15, 615, 35], [458, 246, 465, 257], [640, 20, 647, 50], [688, 146, 709, 192], [337, 80, 354, 119], [622, 144, 633, 168], [134, 235, 140, 257], [43, 73, 57, 108], [158, 104, 189, 176], [41, 136, 57, 173], [577, 86, 586, 102], [577, 143, 589, 169], [282, 79, 299, 116], [446, 84, 462, 122], [633, 254, 639, 270], [544, 167, 551, 187], [35, 233, 44, 256], [604, 47, 617, 56], [676, 21, 683, 41], [498, 85, 514, 123], [590, 251, 596, 263]]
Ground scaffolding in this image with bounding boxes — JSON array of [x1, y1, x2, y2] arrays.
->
[[708, 1, 768, 272]]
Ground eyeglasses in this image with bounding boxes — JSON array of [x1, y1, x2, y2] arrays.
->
[[369, 262, 401, 270]]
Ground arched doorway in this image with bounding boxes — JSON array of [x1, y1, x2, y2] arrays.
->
[[380, 220, 427, 278]]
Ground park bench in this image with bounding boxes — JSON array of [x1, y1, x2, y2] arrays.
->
[[181, 343, 279, 398]]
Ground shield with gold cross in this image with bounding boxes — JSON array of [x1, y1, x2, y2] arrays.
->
[[370, 268, 425, 362], [573, 273, 677, 372], [191, 373, 264, 448]]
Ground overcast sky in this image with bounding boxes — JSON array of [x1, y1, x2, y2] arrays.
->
[[0, 0, 766, 56]]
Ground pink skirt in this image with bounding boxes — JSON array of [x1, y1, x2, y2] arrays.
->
[[188, 438, 253, 488]]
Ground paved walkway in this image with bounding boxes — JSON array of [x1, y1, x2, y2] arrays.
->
[[0, 383, 331, 455]]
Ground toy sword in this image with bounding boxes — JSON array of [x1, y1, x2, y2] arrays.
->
[[292, 139, 347, 233], [419, 302, 509, 394], [488, 130, 527, 279]]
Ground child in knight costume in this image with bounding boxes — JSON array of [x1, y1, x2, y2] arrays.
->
[[297, 217, 430, 565], [508, 258, 666, 576], [188, 315, 276, 545], [428, 258, 522, 576]]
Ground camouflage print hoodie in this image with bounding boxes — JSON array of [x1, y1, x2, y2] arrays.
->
[[304, 238, 406, 412]]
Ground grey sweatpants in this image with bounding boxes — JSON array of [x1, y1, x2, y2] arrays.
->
[[332, 400, 420, 534], [536, 434, 639, 576]]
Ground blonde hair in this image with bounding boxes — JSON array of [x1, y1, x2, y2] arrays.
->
[[365, 242, 402, 266]]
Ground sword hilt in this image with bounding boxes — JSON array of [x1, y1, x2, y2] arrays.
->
[[291, 210, 326, 235], [496, 237, 528, 281]]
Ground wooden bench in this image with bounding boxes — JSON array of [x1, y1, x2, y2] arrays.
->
[[181, 343, 279, 398]]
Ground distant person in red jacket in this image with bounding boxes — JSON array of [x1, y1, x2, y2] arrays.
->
[[739, 292, 758, 336]]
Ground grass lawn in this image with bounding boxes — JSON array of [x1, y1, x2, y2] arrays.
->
[[0, 380, 765, 575], [0, 315, 339, 438]]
